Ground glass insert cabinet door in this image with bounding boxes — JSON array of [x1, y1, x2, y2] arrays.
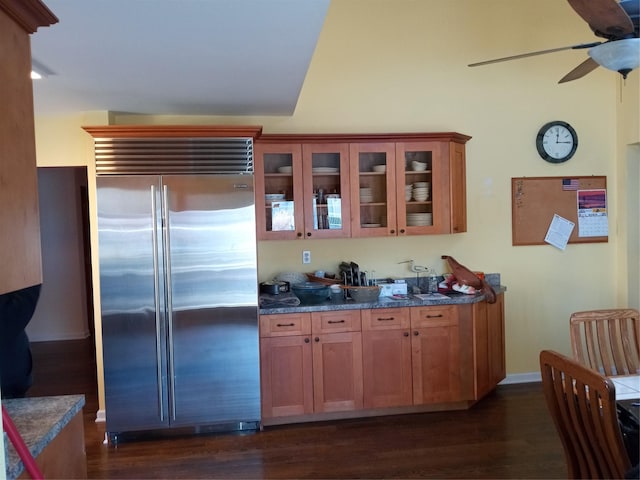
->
[[301, 143, 351, 239], [395, 142, 443, 234], [349, 143, 397, 237], [254, 143, 305, 240]]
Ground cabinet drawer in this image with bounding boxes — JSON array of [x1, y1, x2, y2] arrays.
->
[[311, 310, 361, 333], [260, 313, 311, 337], [410, 305, 458, 327], [361, 308, 410, 331]]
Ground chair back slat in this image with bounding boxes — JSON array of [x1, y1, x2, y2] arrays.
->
[[540, 350, 631, 479], [570, 309, 640, 376]]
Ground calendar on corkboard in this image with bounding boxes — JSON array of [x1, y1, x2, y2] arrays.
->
[[511, 176, 608, 246]]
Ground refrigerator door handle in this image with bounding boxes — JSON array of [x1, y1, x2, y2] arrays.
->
[[163, 184, 177, 421], [151, 185, 165, 422]]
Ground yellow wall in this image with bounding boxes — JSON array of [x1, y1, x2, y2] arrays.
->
[[34, 0, 639, 413]]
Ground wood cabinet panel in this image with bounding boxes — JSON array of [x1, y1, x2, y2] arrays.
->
[[260, 335, 313, 418], [259, 312, 311, 337], [361, 307, 410, 331], [411, 324, 462, 404], [311, 309, 361, 334], [362, 328, 412, 408], [0, 2, 56, 293], [312, 331, 363, 413]]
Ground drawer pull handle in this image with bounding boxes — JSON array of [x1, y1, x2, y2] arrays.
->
[[328, 320, 345, 324], [377, 317, 395, 321], [276, 323, 295, 327], [426, 314, 443, 318]]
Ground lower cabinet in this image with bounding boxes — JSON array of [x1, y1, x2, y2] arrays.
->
[[260, 310, 363, 419], [473, 293, 506, 399], [260, 294, 505, 423]]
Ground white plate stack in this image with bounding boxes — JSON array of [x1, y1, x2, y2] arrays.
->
[[412, 182, 430, 201], [406, 212, 432, 226], [360, 187, 373, 203]]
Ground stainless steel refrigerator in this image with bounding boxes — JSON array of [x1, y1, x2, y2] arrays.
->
[[97, 174, 260, 440]]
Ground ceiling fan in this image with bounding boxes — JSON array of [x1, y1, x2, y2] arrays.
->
[[469, 0, 640, 83]]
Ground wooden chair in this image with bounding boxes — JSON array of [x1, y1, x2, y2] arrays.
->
[[539, 350, 632, 479], [570, 308, 640, 376]]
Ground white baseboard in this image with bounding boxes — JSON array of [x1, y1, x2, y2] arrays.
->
[[95, 409, 106, 423], [500, 372, 542, 384]]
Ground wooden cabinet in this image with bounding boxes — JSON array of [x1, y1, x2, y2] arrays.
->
[[311, 310, 363, 412], [362, 308, 413, 408], [259, 310, 363, 419], [473, 293, 506, 399], [0, 0, 57, 294], [260, 295, 503, 423], [411, 305, 472, 403], [254, 140, 351, 240], [259, 313, 313, 418], [255, 132, 470, 240]]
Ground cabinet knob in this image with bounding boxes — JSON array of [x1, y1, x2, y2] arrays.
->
[[296, 232, 303, 238], [314, 337, 320, 342], [413, 331, 419, 336], [304, 337, 310, 343], [306, 232, 312, 237], [399, 229, 405, 234], [390, 229, 395, 234], [403, 331, 409, 337]]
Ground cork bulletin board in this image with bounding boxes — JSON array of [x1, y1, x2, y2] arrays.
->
[[511, 176, 608, 246]]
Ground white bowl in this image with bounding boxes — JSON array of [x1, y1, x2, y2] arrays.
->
[[277, 166, 293, 174], [372, 165, 386, 173], [411, 161, 427, 171]]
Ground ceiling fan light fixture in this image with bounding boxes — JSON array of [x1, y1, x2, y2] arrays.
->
[[588, 38, 640, 79]]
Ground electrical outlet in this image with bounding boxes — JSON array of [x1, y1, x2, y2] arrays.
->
[[302, 250, 311, 264]]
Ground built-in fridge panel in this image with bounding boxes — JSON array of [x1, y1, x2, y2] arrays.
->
[[97, 174, 260, 437], [163, 175, 259, 425], [97, 175, 169, 432]]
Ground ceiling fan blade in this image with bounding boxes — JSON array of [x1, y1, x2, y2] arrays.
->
[[558, 57, 600, 83], [567, 0, 635, 39], [468, 42, 600, 67]]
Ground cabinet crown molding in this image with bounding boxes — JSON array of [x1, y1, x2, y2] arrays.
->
[[256, 132, 472, 144], [0, 0, 57, 33], [82, 125, 263, 139]]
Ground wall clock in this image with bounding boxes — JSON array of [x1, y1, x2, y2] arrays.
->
[[536, 121, 578, 163]]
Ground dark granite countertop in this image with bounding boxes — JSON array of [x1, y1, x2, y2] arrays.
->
[[3, 394, 85, 479], [260, 284, 506, 315]]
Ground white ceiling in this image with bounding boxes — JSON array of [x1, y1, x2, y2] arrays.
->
[[30, 0, 330, 116]]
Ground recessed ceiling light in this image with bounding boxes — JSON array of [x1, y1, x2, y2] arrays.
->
[[31, 58, 55, 80]]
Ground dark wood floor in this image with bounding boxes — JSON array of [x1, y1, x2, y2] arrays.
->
[[26, 338, 567, 479]]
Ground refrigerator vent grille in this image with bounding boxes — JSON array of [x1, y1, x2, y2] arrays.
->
[[94, 137, 254, 175]]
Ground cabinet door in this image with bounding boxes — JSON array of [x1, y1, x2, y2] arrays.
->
[[410, 306, 462, 403], [349, 143, 397, 237], [302, 143, 351, 239], [254, 142, 305, 240], [312, 331, 363, 413], [362, 308, 412, 408], [395, 141, 445, 235], [448, 141, 467, 233], [260, 335, 313, 418], [487, 294, 505, 386], [473, 301, 492, 399]]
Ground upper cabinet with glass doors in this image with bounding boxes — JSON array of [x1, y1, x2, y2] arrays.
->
[[254, 138, 351, 240], [255, 132, 470, 240]]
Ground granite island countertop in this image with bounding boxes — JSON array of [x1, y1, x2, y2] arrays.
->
[[260, 284, 506, 315], [3, 394, 85, 479]]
